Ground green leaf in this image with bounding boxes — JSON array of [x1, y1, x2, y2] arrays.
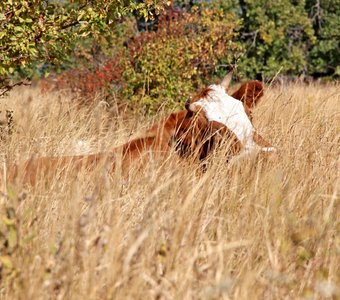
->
[[8, 227, 18, 249], [3, 217, 15, 226], [0, 256, 13, 269], [7, 187, 17, 200]]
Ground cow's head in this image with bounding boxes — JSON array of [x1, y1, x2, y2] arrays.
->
[[185, 73, 275, 154], [185, 72, 233, 113], [186, 74, 264, 120]]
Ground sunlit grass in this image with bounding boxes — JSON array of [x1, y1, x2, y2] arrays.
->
[[0, 82, 339, 299]]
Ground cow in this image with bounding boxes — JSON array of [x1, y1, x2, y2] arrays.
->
[[185, 73, 275, 155], [2, 110, 234, 187], [1, 74, 274, 187]]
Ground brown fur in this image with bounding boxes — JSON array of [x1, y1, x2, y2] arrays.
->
[[185, 87, 213, 112], [3, 110, 241, 187], [5, 153, 108, 187], [232, 80, 264, 120], [2, 80, 269, 187], [127, 109, 241, 162]]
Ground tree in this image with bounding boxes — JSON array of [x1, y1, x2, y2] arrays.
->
[[0, 0, 169, 96], [306, 0, 340, 77], [235, 0, 315, 80]]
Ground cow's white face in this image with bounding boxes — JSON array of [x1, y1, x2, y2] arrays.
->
[[188, 84, 257, 152]]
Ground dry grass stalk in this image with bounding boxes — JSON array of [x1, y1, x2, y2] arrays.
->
[[0, 82, 339, 299]]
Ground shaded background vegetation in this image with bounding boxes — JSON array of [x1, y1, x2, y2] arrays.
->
[[1, 0, 339, 111]]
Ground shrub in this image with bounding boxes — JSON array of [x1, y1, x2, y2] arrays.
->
[[236, 0, 315, 80], [0, 0, 170, 96], [123, 4, 242, 112], [38, 0, 338, 114], [51, 57, 127, 103], [44, 4, 242, 113]]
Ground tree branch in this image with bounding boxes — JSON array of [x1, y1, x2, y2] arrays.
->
[[0, 80, 30, 97]]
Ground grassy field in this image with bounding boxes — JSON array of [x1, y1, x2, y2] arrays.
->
[[0, 83, 339, 299]]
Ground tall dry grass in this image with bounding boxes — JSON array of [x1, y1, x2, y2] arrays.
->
[[0, 83, 339, 299]]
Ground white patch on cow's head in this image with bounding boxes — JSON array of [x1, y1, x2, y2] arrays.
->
[[189, 84, 256, 152]]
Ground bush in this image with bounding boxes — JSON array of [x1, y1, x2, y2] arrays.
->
[[44, 4, 242, 113], [51, 58, 127, 103], [123, 5, 242, 112], [38, 0, 338, 113], [0, 0, 170, 96]]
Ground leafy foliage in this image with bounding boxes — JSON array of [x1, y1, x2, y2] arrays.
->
[[43, 4, 242, 113], [237, 0, 315, 79], [0, 0, 169, 95], [123, 5, 241, 112], [1, 0, 339, 104], [306, 0, 340, 76], [49, 58, 127, 102]]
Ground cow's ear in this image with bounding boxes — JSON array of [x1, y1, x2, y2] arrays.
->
[[185, 99, 194, 117], [185, 98, 201, 114], [185, 98, 191, 112], [232, 80, 264, 109], [220, 71, 233, 90]]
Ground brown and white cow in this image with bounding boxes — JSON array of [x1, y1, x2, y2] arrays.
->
[[185, 73, 276, 156], [3, 109, 233, 186], [1, 74, 274, 187]]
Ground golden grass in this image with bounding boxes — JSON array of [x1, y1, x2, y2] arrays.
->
[[0, 83, 339, 299]]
